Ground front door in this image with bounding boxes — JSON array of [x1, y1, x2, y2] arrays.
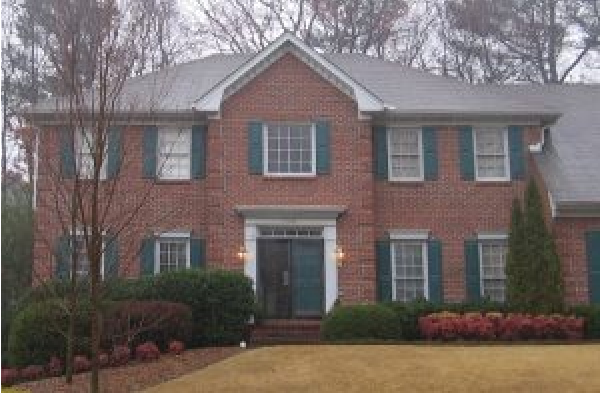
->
[[257, 238, 324, 318]]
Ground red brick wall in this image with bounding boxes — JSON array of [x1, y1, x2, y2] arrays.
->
[[553, 218, 600, 304], [32, 51, 595, 305], [375, 126, 541, 302]]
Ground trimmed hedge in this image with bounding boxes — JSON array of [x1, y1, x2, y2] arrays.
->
[[7, 299, 93, 367], [322, 301, 600, 341], [118, 270, 255, 346], [321, 304, 399, 340]]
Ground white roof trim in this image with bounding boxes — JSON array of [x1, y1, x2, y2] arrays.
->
[[193, 33, 385, 113]]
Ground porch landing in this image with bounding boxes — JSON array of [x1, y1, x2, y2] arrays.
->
[[250, 319, 322, 344]]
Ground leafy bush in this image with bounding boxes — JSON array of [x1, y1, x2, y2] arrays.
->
[[109, 345, 131, 367], [73, 355, 91, 373], [98, 352, 110, 368], [135, 342, 161, 362], [1, 368, 19, 386], [321, 304, 399, 341], [570, 304, 600, 339], [7, 299, 93, 367], [419, 312, 584, 341], [45, 356, 63, 377], [103, 301, 192, 350], [19, 365, 44, 381], [133, 270, 255, 346], [168, 340, 185, 355]]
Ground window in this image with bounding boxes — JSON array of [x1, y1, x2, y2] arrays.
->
[[259, 226, 323, 238], [474, 128, 509, 180], [479, 239, 507, 302], [264, 123, 315, 176], [388, 128, 423, 181], [155, 237, 190, 273], [392, 241, 428, 301], [72, 236, 104, 279], [76, 128, 106, 179], [157, 129, 191, 180]]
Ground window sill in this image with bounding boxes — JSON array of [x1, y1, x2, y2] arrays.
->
[[153, 179, 194, 185], [262, 174, 318, 180], [474, 180, 513, 187]]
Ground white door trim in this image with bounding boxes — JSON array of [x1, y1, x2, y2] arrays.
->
[[244, 218, 338, 313]]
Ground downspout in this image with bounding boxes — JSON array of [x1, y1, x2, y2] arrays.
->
[[33, 127, 40, 210]]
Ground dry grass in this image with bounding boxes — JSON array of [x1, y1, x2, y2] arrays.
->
[[145, 344, 600, 393]]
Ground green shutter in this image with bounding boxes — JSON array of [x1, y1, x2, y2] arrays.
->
[[190, 238, 206, 269], [459, 126, 475, 181], [465, 239, 481, 301], [422, 127, 438, 181], [104, 236, 119, 279], [427, 239, 443, 303], [315, 120, 330, 174], [248, 121, 263, 174], [142, 126, 158, 178], [508, 125, 525, 180], [55, 236, 71, 279], [586, 231, 600, 304], [106, 126, 123, 179], [140, 238, 155, 276], [191, 125, 207, 179], [60, 127, 75, 178], [373, 126, 388, 179], [376, 240, 392, 301]]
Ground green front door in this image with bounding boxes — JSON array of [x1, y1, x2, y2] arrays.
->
[[292, 239, 324, 317]]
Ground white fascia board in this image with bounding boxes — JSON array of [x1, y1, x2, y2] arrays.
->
[[194, 32, 385, 113]]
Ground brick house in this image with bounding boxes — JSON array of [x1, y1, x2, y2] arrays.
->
[[26, 33, 600, 318]]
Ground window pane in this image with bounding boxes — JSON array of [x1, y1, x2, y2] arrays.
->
[[476, 130, 505, 155], [393, 241, 426, 302], [159, 240, 188, 273], [389, 129, 421, 179], [391, 156, 420, 178], [157, 129, 191, 179], [265, 124, 313, 174], [481, 241, 507, 302]]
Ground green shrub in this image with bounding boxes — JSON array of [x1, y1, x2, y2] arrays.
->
[[134, 269, 255, 346], [7, 299, 93, 367], [570, 304, 600, 339], [321, 304, 399, 341], [384, 300, 439, 339]]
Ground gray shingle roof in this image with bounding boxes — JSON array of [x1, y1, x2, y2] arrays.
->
[[26, 51, 600, 205]]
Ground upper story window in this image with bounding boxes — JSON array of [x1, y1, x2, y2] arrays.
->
[[388, 128, 423, 181], [157, 129, 191, 180], [154, 232, 191, 274], [479, 237, 507, 302], [76, 128, 106, 179], [392, 240, 428, 302], [474, 128, 509, 181], [264, 123, 315, 176]]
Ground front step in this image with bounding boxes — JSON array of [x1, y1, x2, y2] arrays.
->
[[250, 319, 322, 344]]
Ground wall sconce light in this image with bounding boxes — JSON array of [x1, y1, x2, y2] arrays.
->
[[335, 245, 345, 267], [237, 245, 248, 262]]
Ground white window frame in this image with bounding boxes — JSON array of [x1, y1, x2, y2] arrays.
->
[[473, 127, 510, 182], [263, 123, 317, 177], [156, 128, 192, 180], [387, 127, 424, 182], [70, 230, 105, 279], [75, 128, 107, 180], [154, 232, 191, 274], [391, 238, 429, 302], [478, 233, 508, 302]]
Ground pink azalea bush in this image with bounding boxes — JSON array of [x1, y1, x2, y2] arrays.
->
[[168, 340, 185, 355], [73, 355, 92, 373], [419, 312, 584, 341], [110, 345, 131, 367], [135, 342, 160, 362], [2, 368, 20, 386]]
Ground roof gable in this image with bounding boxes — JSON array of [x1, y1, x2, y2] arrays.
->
[[194, 33, 386, 114]]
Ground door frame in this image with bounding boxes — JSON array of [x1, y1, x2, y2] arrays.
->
[[244, 218, 339, 314]]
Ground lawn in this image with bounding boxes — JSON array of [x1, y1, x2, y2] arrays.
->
[[145, 344, 600, 393]]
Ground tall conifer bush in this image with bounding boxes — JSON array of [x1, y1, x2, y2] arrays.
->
[[506, 180, 564, 313]]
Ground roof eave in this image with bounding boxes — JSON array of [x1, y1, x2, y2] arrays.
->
[[554, 201, 600, 218]]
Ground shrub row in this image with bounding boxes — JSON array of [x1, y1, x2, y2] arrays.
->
[[23, 269, 255, 348], [7, 299, 191, 367], [322, 301, 600, 341], [1, 340, 185, 386], [419, 312, 584, 341]]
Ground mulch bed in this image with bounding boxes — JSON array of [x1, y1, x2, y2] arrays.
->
[[16, 347, 244, 393]]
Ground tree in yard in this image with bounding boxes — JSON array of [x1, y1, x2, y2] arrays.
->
[[506, 180, 564, 313]]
